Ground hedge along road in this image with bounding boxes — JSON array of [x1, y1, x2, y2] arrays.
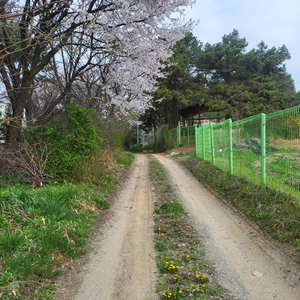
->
[[68, 153, 300, 300]]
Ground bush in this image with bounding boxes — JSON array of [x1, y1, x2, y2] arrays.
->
[[97, 115, 131, 150], [28, 105, 100, 181], [115, 150, 135, 166]]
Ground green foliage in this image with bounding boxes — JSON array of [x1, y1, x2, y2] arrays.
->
[[155, 241, 166, 252], [199, 30, 295, 118], [38, 199, 78, 221], [145, 30, 296, 128], [156, 125, 170, 151], [160, 202, 184, 215], [0, 182, 115, 298], [115, 150, 135, 166], [98, 115, 131, 150], [145, 33, 204, 128], [92, 197, 110, 209], [0, 230, 26, 253], [29, 105, 100, 180]]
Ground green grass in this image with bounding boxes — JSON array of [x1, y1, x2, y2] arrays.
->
[[0, 164, 128, 299], [115, 150, 135, 166], [206, 148, 300, 199]]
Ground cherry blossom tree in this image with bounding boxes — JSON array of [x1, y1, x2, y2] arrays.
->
[[0, 0, 195, 144]]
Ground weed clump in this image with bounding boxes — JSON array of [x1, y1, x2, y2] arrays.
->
[[0, 183, 112, 299]]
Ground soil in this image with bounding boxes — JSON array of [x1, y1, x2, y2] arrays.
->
[[53, 150, 300, 300], [270, 138, 300, 149]]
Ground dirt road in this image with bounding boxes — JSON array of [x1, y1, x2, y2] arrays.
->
[[73, 154, 158, 300], [154, 154, 300, 300], [61, 153, 300, 300]]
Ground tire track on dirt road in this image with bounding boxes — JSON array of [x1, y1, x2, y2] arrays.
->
[[73, 154, 158, 300], [154, 154, 300, 300]]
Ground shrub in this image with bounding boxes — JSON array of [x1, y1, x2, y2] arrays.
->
[[28, 105, 100, 181]]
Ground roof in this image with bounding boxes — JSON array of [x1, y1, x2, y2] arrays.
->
[[178, 101, 209, 118]]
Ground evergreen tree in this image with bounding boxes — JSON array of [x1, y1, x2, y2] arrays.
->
[[146, 30, 297, 126]]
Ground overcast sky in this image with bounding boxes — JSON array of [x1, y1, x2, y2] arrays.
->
[[184, 0, 300, 91]]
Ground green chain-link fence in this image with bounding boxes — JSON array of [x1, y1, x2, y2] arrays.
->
[[160, 105, 300, 200]]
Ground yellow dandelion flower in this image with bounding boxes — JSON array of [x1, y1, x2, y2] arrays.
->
[[202, 285, 205, 288], [197, 288, 200, 292], [179, 290, 182, 294], [186, 255, 189, 258]]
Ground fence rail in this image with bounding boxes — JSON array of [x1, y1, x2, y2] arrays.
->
[[159, 105, 300, 200]]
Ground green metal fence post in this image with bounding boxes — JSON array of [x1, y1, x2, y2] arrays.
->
[[178, 121, 181, 146], [261, 113, 266, 186], [210, 122, 215, 165], [195, 126, 199, 157], [202, 125, 206, 160], [229, 119, 233, 175]]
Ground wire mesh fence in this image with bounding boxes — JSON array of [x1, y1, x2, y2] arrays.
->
[[265, 106, 300, 197], [161, 105, 300, 200], [181, 126, 196, 147]]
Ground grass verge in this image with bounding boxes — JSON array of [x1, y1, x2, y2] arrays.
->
[[149, 157, 232, 300], [174, 154, 300, 254], [0, 150, 134, 300]]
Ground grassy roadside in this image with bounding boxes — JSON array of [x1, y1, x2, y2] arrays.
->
[[0, 151, 134, 300], [149, 157, 232, 300], [173, 153, 300, 254]]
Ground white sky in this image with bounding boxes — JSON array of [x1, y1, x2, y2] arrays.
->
[[184, 0, 300, 91]]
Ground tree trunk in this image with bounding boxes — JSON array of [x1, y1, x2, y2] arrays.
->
[[6, 73, 31, 145]]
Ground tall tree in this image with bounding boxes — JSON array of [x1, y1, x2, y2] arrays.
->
[[147, 30, 296, 127], [201, 30, 295, 118], [145, 33, 204, 128], [0, 0, 195, 144]]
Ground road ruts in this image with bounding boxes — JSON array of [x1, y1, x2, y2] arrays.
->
[[154, 153, 300, 300], [73, 154, 158, 300]]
